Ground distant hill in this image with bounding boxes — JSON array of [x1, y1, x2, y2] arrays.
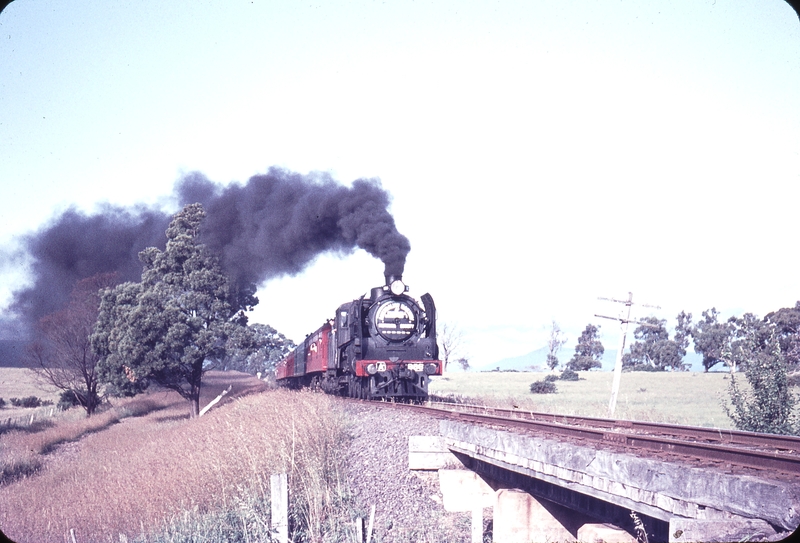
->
[[0, 340, 31, 368], [484, 346, 704, 372]]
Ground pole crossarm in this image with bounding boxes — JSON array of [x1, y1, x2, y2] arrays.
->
[[597, 296, 660, 310], [594, 314, 662, 328]]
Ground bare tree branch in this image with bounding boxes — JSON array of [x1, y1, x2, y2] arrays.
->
[[439, 322, 464, 372], [29, 273, 118, 416]]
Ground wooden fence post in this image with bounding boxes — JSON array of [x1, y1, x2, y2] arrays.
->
[[472, 506, 483, 543], [271, 473, 288, 543], [355, 517, 363, 543], [366, 505, 375, 543]]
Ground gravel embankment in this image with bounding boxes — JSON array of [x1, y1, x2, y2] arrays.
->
[[341, 400, 474, 543]]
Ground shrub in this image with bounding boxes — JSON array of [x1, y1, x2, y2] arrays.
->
[[624, 364, 661, 372], [724, 331, 799, 435], [544, 374, 559, 382], [0, 450, 42, 485], [10, 396, 44, 408], [559, 369, 579, 381], [0, 398, 5, 409], [57, 390, 81, 411], [530, 380, 557, 394]]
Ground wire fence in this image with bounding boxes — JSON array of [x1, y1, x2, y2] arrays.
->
[[0, 405, 62, 432]]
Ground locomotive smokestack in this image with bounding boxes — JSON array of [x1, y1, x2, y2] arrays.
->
[[385, 273, 407, 296]]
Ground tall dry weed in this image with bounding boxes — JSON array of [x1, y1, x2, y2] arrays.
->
[[0, 397, 165, 486]]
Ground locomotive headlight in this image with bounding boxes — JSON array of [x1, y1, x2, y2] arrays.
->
[[366, 363, 378, 375], [389, 279, 406, 296], [424, 363, 438, 375]]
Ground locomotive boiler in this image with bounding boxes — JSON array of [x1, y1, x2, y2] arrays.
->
[[275, 276, 441, 400]]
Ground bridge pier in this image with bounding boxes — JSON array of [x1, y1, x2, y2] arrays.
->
[[493, 488, 573, 543], [435, 467, 637, 542]]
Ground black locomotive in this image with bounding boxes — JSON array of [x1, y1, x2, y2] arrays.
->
[[275, 275, 441, 400]]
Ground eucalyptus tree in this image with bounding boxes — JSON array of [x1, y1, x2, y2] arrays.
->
[[623, 316, 687, 371], [222, 323, 294, 375], [567, 324, 604, 371], [763, 302, 800, 369], [690, 308, 732, 372], [546, 320, 567, 371]]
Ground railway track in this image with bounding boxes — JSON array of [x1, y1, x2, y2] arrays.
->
[[388, 400, 800, 476]]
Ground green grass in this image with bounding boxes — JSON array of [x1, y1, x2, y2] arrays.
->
[[430, 371, 737, 428]]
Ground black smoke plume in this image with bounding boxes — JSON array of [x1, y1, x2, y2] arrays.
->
[[178, 168, 410, 288], [4, 168, 410, 337], [5, 205, 172, 337]]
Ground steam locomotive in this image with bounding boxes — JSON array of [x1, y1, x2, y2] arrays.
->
[[275, 275, 441, 400]]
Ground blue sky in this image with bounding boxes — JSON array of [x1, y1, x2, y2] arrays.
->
[[1, 0, 799, 366]]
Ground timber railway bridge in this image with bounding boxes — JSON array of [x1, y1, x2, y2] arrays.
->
[[399, 402, 800, 542]]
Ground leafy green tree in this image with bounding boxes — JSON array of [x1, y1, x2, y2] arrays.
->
[[724, 321, 799, 434], [623, 316, 687, 371], [690, 308, 732, 372], [567, 324, 604, 371], [222, 323, 294, 375], [724, 312, 762, 373], [28, 273, 118, 416], [763, 302, 800, 369], [93, 203, 247, 417], [92, 281, 147, 397], [674, 311, 693, 352]]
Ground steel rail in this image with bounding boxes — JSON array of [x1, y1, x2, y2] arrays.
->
[[425, 401, 800, 453], [396, 402, 800, 475]]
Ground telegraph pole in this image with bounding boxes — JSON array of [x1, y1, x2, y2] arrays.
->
[[596, 292, 660, 418]]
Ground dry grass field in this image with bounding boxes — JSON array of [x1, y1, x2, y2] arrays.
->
[[430, 370, 737, 429], [0, 368, 62, 422], [0, 370, 355, 543], [0, 368, 61, 401]]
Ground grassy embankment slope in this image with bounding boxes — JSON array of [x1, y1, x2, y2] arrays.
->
[[0, 369, 354, 543], [430, 370, 736, 429]]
